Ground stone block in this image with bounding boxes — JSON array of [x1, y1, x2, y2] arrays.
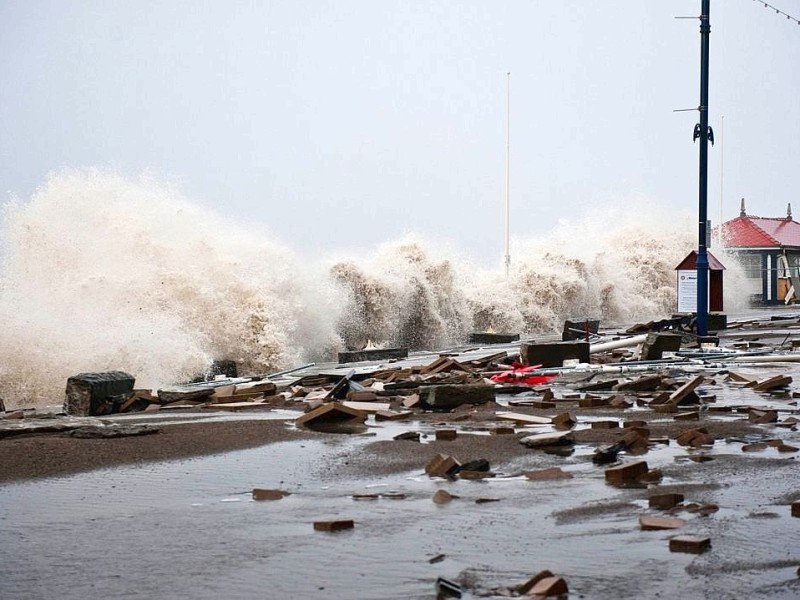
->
[[604, 460, 649, 485], [64, 371, 136, 416], [521, 341, 589, 367], [640, 333, 682, 360], [669, 535, 711, 553], [419, 384, 495, 410], [468, 332, 520, 344]]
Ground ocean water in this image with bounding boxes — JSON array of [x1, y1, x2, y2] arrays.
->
[[0, 169, 749, 408]]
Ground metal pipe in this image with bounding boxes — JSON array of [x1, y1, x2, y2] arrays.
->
[[589, 334, 648, 354]]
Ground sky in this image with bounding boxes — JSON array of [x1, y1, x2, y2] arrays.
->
[[1, 0, 798, 264]]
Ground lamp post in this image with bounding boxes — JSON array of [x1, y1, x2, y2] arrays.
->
[[696, 0, 711, 336]]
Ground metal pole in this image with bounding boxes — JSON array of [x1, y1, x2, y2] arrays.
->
[[696, 0, 711, 336], [719, 114, 724, 239], [504, 71, 511, 279]]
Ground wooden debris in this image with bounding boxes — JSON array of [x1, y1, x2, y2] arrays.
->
[[605, 460, 649, 485], [425, 454, 461, 478], [295, 402, 366, 428], [519, 431, 574, 448], [496, 411, 551, 425], [524, 468, 573, 481]]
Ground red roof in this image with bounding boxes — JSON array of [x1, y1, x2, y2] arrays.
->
[[720, 215, 800, 249], [675, 250, 725, 271]]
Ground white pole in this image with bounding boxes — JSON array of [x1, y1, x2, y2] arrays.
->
[[504, 71, 511, 279], [719, 115, 724, 245]]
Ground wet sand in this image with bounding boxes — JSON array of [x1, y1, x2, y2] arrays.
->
[[0, 419, 314, 483]]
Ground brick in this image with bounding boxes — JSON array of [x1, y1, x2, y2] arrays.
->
[[313, 519, 354, 532], [530, 576, 569, 597], [676, 428, 710, 446], [531, 400, 557, 409], [640, 333, 682, 360], [345, 390, 378, 401], [669, 535, 711, 553], [374, 410, 412, 421], [776, 444, 799, 453], [425, 454, 461, 478], [649, 493, 684, 510], [435, 429, 458, 441], [614, 375, 663, 392], [639, 516, 686, 530], [605, 460, 649, 485], [792, 501, 800, 518], [742, 442, 768, 452], [252, 488, 290, 501]]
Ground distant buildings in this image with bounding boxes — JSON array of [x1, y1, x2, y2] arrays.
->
[[719, 200, 800, 305]]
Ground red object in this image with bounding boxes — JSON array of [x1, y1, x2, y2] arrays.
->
[[490, 364, 556, 385], [721, 215, 800, 248]]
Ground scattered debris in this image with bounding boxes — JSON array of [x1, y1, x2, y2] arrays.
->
[[669, 535, 711, 553], [252, 488, 290, 501], [313, 519, 354, 532]]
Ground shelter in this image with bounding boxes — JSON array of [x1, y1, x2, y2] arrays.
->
[[719, 200, 800, 304], [675, 250, 725, 313]]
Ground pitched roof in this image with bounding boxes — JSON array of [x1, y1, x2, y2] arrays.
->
[[675, 250, 725, 270], [721, 215, 800, 249]]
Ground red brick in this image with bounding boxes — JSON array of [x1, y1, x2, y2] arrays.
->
[[435, 429, 458, 441], [524, 468, 573, 481], [649, 493, 684, 510], [792, 501, 800, 518], [425, 454, 461, 478], [591, 420, 619, 429]]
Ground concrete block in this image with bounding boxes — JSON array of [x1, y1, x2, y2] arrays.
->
[[313, 519, 354, 532], [469, 332, 520, 344], [521, 341, 589, 367], [639, 516, 686, 530], [65, 371, 136, 416], [604, 460, 649, 485], [419, 384, 495, 410], [669, 535, 711, 553], [640, 333, 682, 360]]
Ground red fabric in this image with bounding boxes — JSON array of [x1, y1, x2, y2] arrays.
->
[[490, 363, 556, 385]]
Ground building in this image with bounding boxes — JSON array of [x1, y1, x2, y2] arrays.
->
[[719, 200, 800, 304]]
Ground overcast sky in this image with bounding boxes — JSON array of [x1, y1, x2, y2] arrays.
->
[[1, 1, 798, 263]]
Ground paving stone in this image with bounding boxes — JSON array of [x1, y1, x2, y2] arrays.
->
[[313, 519, 354, 532], [605, 460, 649, 485], [649, 493, 684, 510]]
